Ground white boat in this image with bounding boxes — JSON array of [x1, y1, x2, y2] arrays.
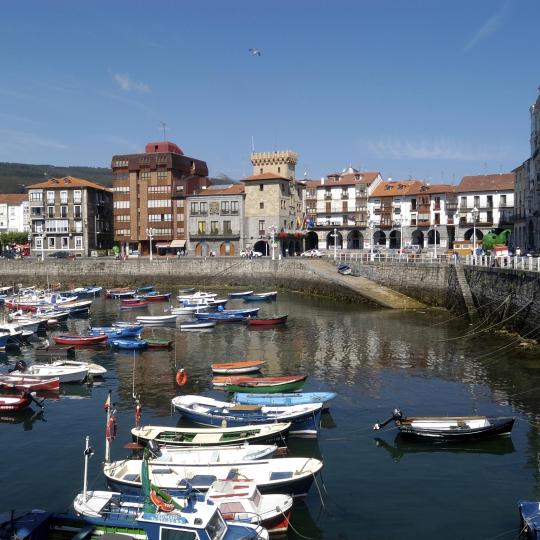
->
[[18, 363, 89, 383], [180, 320, 216, 329], [0, 323, 24, 339], [177, 292, 217, 302], [170, 305, 210, 314], [136, 314, 177, 324], [51, 360, 107, 377]]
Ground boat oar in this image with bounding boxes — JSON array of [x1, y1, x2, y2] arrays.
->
[[373, 408, 403, 430], [27, 391, 44, 409]]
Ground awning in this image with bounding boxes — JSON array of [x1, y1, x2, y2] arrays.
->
[[170, 240, 186, 248], [155, 242, 171, 248]]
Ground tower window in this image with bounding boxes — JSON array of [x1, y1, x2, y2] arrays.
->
[[260, 168, 263, 174], [260, 202, 264, 209], [259, 184, 264, 191], [278, 167, 281, 173]]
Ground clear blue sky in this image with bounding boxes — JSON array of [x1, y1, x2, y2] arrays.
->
[[0, 0, 538, 183]]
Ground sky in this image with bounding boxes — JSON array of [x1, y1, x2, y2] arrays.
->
[[0, 0, 539, 184]]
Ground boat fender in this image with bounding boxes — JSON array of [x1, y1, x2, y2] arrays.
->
[[150, 489, 174, 513], [176, 369, 188, 386], [221, 513, 235, 520], [106, 414, 118, 442]]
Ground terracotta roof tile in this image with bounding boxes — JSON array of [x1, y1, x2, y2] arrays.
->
[[27, 176, 112, 192], [457, 173, 515, 193], [0, 194, 28, 204], [407, 184, 456, 196], [243, 172, 291, 181], [370, 180, 425, 198]]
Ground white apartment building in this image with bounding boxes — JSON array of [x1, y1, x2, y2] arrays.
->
[[0, 194, 29, 233]]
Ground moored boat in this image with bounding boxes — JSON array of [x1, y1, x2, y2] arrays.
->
[[234, 391, 337, 410], [228, 290, 254, 298], [110, 338, 148, 350], [247, 314, 288, 326], [337, 263, 352, 275], [51, 360, 107, 377], [138, 292, 172, 302], [35, 345, 75, 358], [194, 312, 247, 322], [373, 408, 516, 440], [212, 375, 307, 393], [54, 334, 108, 346], [0, 374, 60, 391], [0, 391, 34, 412], [136, 314, 177, 324], [89, 326, 142, 338], [180, 320, 216, 330], [143, 337, 173, 348], [13, 360, 88, 383], [243, 292, 277, 302], [119, 299, 149, 309], [211, 359, 265, 374], [132, 422, 291, 447], [106, 287, 136, 298]]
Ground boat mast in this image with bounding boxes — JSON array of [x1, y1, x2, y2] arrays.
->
[[83, 435, 93, 502]]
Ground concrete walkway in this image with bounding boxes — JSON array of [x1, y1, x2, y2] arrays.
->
[[304, 259, 425, 309]]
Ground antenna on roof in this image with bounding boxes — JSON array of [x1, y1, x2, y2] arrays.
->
[[159, 121, 167, 141]]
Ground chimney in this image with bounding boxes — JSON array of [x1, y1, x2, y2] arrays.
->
[[321, 177, 325, 185]]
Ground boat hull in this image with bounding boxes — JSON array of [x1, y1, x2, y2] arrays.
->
[[247, 315, 287, 326], [54, 335, 108, 346], [234, 391, 337, 410], [211, 360, 265, 374]]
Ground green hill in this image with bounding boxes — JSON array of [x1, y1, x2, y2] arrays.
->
[[0, 163, 112, 193]]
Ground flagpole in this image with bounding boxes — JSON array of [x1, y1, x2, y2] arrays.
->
[[105, 390, 111, 464]]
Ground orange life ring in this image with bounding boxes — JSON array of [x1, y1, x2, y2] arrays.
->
[[176, 369, 188, 386], [150, 490, 174, 513], [221, 513, 235, 520]]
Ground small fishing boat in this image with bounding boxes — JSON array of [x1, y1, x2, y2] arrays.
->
[[373, 408, 516, 440], [136, 285, 155, 293], [243, 292, 277, 302], [132, 422, 291, 448], [180, 320, 216, 330], [337, 263, 352, 275], [105, 455, 323, 498], [0, 331, 11, 351], [51, 360, 107, 377], [136, 314, 177, 324], [106, 287, 136, 298], [518, 500, 540, 539], [14, 361, 89, 383], [172, 395, 322, 437], [212, 375, 307, 393], [211, 360, 265, 374], [194, 312, 247, 322], [0, 374, 60, 391], [110, 338, 148, 350], [35, 345, 75, 358], [112, 322, 145, 332], [67, 306, 90, 317], [247, 314, 288, 326], [119, 299, 149, 310], [234, 391, 337, 410], [170, 304, 210, 314], [54, 334, 108, 346], [214, 307, 260, 316], [228, 290, 254, 298], [89, 326, 142, 338], [143, 337, 173, 348], [178, 287, 196, 294], [138, 292, 172, 302], [177, 291, 217, 301], [0, 391, 35, 412]]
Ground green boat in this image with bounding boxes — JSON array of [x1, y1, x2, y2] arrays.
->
[[143, 337, 173, 348], [213, 375, 307, 393]]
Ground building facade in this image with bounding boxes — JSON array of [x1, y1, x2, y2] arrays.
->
[[243, 151, 305, 256], [186, 184, 245, 256], [0, 194, 29, 233], [27, 176, 113, 256], [111, 141, 210, 256]]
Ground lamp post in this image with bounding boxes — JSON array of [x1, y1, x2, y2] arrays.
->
[[433, 223, 438, 259], [269, 226, 276, 260], [40, 233, 45, 262], [147, 228, 154, 261], [397, 216, 403, 253], [368, 220, 374, 260], [332, 227, 338, 260], [472, 207, 478, 259]]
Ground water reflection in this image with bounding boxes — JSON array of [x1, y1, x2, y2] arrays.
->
[[0, 409, 46, 430]]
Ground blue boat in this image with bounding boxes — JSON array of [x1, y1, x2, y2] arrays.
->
[[194, 312, 247, 322], [137, 285, 155, 293], [110, 338, 148, 350], [89, 326, 142, 338], [233, 391, 337, 410], [0, 332, 10, 351], [172, 395, 322, 437], [68, 306, 90, 317], [519, 501, 540, 538], [228, 290, 254, 298], [243, 292, 277, 302], [113, 322, 145, 332], [216, 306, 260, 316]]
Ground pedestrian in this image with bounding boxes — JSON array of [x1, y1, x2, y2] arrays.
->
[[515, 247, 522, 257], [176, 250, 181, 259]]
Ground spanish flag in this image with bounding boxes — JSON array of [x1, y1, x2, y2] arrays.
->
[[104, 390, 112, 411]]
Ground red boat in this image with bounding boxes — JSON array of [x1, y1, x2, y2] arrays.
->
[[140, 293, 172, 302], [0, 375, 60, 391], [247, 314, 288, 326], [5, 302, 37, 312], [54, 334, 108, 345], [120, 300, 149, 310], [212, 374, 307, 388], [0, 392, 32, 412]]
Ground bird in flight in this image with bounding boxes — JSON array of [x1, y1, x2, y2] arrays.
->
[[248, 48, 261, 56]]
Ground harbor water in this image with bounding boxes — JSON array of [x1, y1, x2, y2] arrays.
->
[[1, 292, 539, 539]]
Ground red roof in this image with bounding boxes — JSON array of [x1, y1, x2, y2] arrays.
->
[[243, 172, 291, 181], [370, 180, 425, 198], [457, 173, 515, 193], [27, 176, 112, 192], [0, 194, 28, 204], [407, 184, 456, 196], [144, 141, 184, 155]]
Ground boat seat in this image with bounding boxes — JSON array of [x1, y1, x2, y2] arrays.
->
[[230, 404, 261, 411], [123, 474, 141, 482], [188, 474, 217, 486], [269, 471, 293, 481]]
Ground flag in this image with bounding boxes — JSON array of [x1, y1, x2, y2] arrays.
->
[[104, 391, 112, 411]]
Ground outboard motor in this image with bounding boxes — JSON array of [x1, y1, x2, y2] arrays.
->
[[8, 359, 27, 373], [147, 439, 162, 458], [373, 408, 404, 430]]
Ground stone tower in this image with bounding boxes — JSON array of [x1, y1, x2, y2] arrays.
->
[[250, 150, 298, 180]]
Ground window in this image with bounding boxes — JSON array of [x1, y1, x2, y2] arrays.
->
[[75, 236, 83, 249], [200, 202, 208, 214], [223, 220, 232, 234], [474, 195, 480, 208], [74, 205, 81, 219], [114, 201, 130, 209], [35, 237, 43, 249], [160, 526, 197, 540], [231, 201, 239, 214], [258, 220, 265, 234], [157, 170, 168, 180], [75, 221, 83, 233], [47, 206, 55, 218], [434, 213, 440, 225], [140, 171, 151, 181], [74, 190, 82, 203], [46, 191, 55, 204], [113, 185, 130, 193], [60, 191, 68, 204], [47, 237, 55, 249], [148, 185, 171, 193], [61, 237, 69, 248], [113, 159, 128, 168], [60, 206, 68, 218], [198, 221, 206, 234], [500, 194, 507, 207], [210, 221, 219, 234], [220, 201, 230, 214], [29, 191, 43, 202], [259, 202, 264, 209], [487, 195, 493, 208], [190, 202, 199, 214], [259, 168, 263, 174], [259, 184, 264, 191]]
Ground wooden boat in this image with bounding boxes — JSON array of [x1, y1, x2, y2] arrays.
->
[[144, 337, 173, 349], [89, 326, 142, 338], [0, 374, 60, 391], [243, 292, 277, 302], [234, 391, 337, 410], [54, 334, 108, 346], [132, 422, 291, 447], [337, 263, 352, 275], [228, 290, 254, 298], [211, 359, 265, 374], [373, 408, 516, 440], [172, 395, 322, 437], [213, 307, 260, 316], [247, 315, 288, 326], [18, 362, 89, 383], [51, 360, 107, 377], [110, 338, 148, 350], [136, 314, 177, 324], [178, 287, 196, 294], [212, 375, 307, 393], [170, 304, 210, 314], [111, 322, 145, 333], [35, 345, 75, 358], [180, 320, 216, 329], [138, 292, 172, 302], [105, 455, 323, 498], [194, 312, 247, 322], [120, 300, 149, 310], [106, 287, 136, 298], [136, 285, 155, 293]]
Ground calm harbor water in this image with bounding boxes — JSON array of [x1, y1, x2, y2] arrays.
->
[[1, 291, 540, 539]]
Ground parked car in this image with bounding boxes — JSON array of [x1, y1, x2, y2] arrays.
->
[[400, 244, 422, 254], [301, 249, 323, 258], [240, 250, 263, 258], [48, 251, 71, 258]]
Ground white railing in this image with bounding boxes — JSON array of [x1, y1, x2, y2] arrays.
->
[[334, 252, 450, 265], [463, 255, 540, 272]]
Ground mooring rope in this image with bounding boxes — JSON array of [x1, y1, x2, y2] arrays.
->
[[431, 296, 509, 327]]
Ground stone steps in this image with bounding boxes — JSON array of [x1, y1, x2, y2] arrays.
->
[[454, 265, 476, 320]]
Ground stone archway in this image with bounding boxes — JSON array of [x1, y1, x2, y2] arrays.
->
[[219, 242, 235, 256], [305, 231, 319, 250], [253, 240, 269, 256], [373, 230, 386, 246], [464, 228, 484, 241], [411, 229, 424, 247], [195, 242, 209, 257], [389, 230, 401, 249], [326, 231, 343, 249], [427, 229, 440, 245], [347, 229, 363, 250]]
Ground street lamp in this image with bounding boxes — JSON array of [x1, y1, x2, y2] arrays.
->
[[146, 228, 154, 261], [471, 207, 478, 258], [269, 225, 276, 261], [332, 227, 339, 260], [433, 223, 438, 259], [396, 216, 403, 253], [40, 232, 45, 262], [368, 220, 374, 260]]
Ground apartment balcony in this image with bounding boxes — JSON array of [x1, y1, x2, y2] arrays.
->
[[190, 231, 240, 240], [190, 210, 208, 216], [341, 194, 349, 199], [324, 194, 332, 200], [446, 202, 458, 212]]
